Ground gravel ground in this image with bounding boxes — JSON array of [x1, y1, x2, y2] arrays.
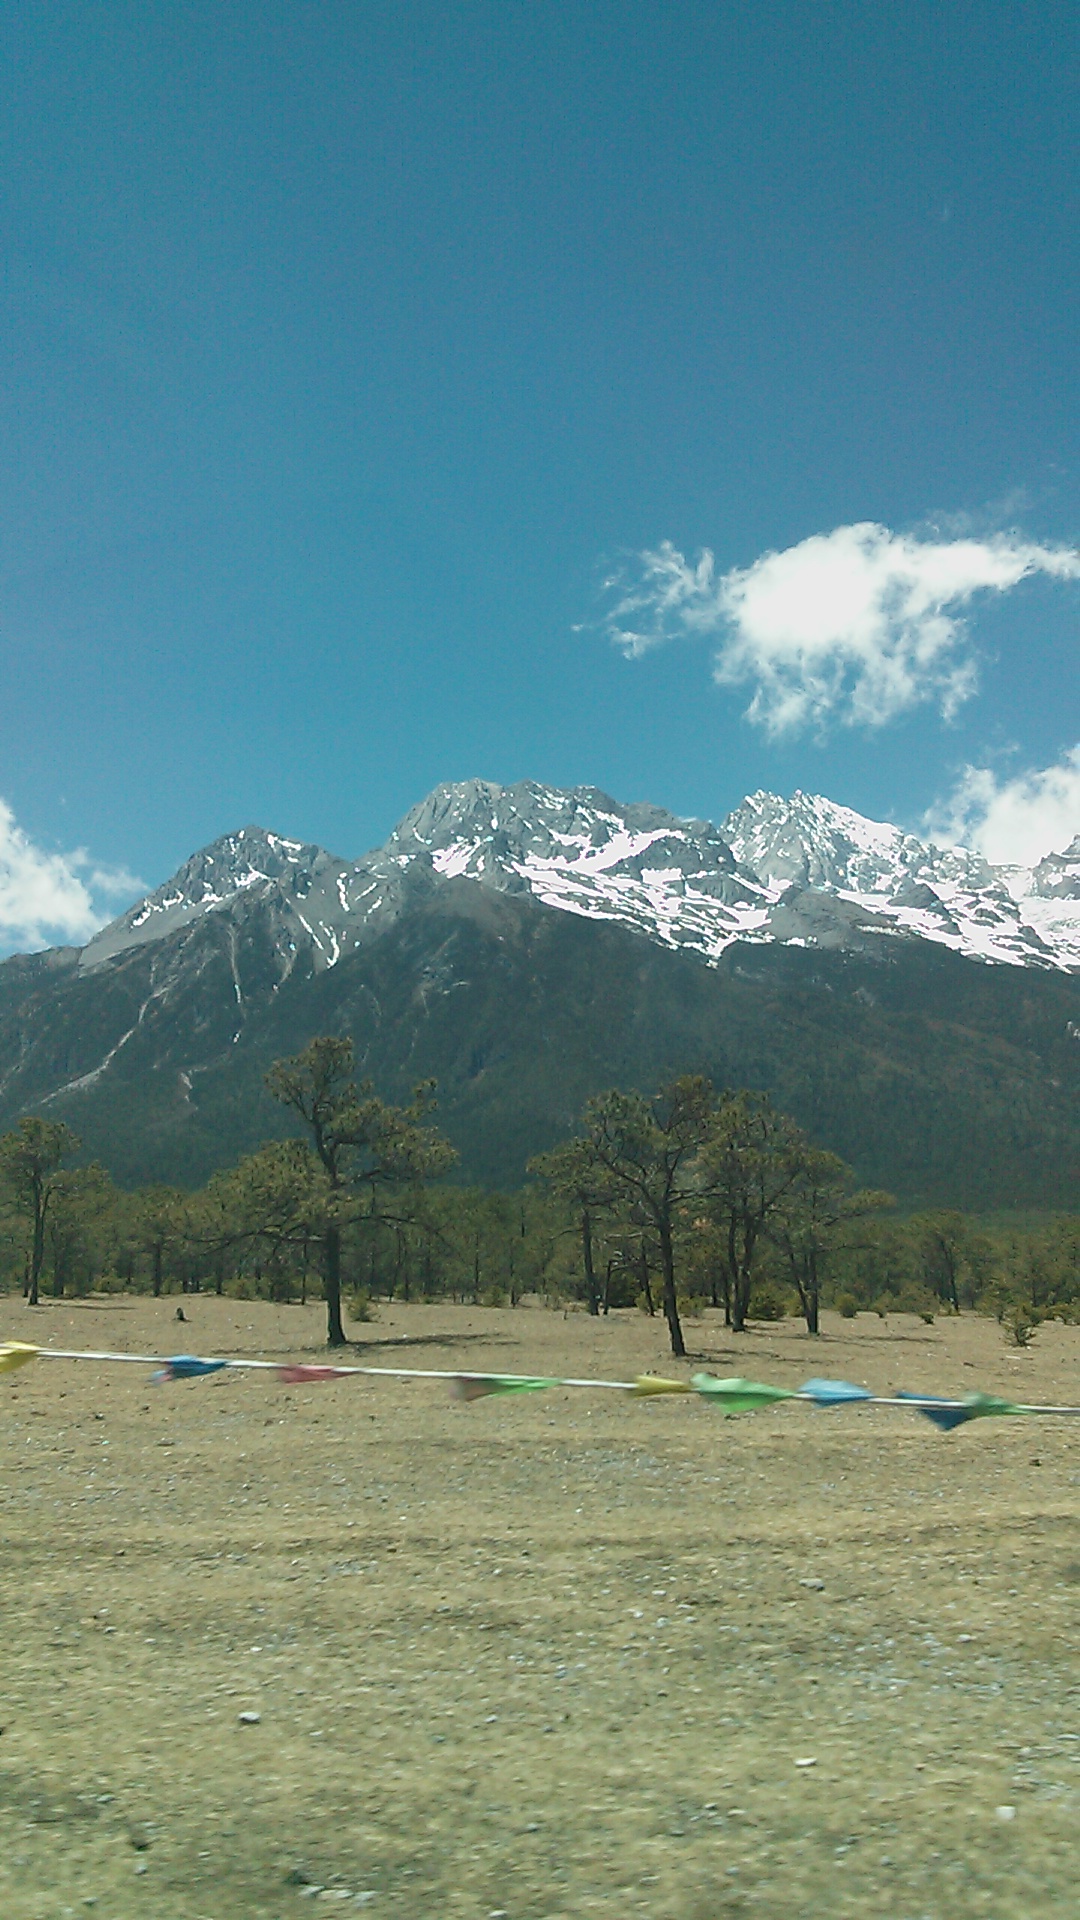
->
[[0, 1295, 1076, 1919]]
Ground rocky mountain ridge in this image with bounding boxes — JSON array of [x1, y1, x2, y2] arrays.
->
[[74, 779, 1080, 979]]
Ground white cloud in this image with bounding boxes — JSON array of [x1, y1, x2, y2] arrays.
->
[[927, 747, 1080, 867], [603, 522, 1080, 735], [0, 799, 142, 953]]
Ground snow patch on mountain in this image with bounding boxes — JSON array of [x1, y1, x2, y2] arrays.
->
[[385, 779, 1079, 971], [76, 780, 1080, 977], [383, 779, 773, 961]]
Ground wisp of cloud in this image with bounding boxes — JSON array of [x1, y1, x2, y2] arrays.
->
[[603, 522, 1080, 736], [0, 798, 142, 954], [928, 745, 1080, 867]]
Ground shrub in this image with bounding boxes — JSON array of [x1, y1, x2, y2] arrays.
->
[[1002, 1298, 1040, 1348], [604, 1269, 638, 1310], [347, 1286, 375, 1322], [836, 1293, 858, 1319], [750, 1281, 791, 1322], [891, 1285, 938, 1320], [676, 1291, 710, 1319]]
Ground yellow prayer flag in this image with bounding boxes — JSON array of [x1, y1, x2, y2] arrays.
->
[[0, 1341, 39, 1375], [631, 1375, 692, 1396]]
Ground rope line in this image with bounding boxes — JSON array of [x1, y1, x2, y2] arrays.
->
[[1, 1340, 1077, 1429]]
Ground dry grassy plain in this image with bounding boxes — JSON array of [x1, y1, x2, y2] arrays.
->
[[0, 1295, 1076, 1920]]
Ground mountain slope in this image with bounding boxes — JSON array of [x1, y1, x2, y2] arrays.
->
[[0, 875, 1074, 1207], [0, 779, 1075, 1202]]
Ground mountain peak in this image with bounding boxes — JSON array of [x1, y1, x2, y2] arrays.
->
[[80, 824, 341, 969], [73, 777, 1080, 979], [720, 789, 995, 894], [385, 776, 682, 855], [381, 777, 748, 936]]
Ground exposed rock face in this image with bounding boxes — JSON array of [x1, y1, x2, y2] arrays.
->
[[67, 779, 1080, 982], [1029, 833, 1080, 901], [720, 789, 995, 894], [718, 790, 1077, 969]]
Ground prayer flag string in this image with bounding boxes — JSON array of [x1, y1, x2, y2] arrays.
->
[[1, 1339, 1077, 1429]]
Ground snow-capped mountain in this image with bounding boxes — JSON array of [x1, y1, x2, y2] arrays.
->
[[2, 778, 1075, 1203], [80, 824, 441, 975], [719, 791, 1080, 970], [76, 780, 1080, 978], [384, 779, 1078, 971], [81, 828, 339, 966], [719, 790, 994, 893], [1025, 833, 1080, 900], [383, 779, 774, 953]]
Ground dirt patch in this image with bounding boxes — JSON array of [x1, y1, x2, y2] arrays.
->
[[0, 1296, 1076, 1917]]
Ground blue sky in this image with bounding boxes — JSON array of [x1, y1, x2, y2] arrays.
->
[[1, 2, 1077, 947]]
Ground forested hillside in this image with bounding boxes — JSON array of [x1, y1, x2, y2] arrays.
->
[[2, 882, 1074, 1209]]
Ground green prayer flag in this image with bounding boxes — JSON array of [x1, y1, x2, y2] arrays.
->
[[961, 1391, 1025, 1420], [452, 1374, 557, 1402], [691, 1373, 797, 1413], [897, 1388, 1027, 1430]]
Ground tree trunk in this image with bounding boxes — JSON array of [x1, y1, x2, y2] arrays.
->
[[28, 1185, 45, 1306], [638, 1240, 655, 1315], [730, 1220, 758, 1333], [658, 1218, 686, 1358], [805, 1250, 820, 1334], [724, 1216, 739, 1327], [790, 1252, 820, 1335], [731, 1272, 751, 1331], [728, 1222, 747, 1332], [722, 1213, 757, 1336], [603, 1259, 614, 1314], [324, 1223, 346, 1346], [152, 1242, 163, 1297], [581, 1208, 600, 1315]]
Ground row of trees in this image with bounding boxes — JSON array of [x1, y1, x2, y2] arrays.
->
[[532, 1077, 894, 1352], [1, 1042, 1076, 1350]]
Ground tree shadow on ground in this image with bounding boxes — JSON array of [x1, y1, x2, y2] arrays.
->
[[345, 1331, 516, 1353]]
